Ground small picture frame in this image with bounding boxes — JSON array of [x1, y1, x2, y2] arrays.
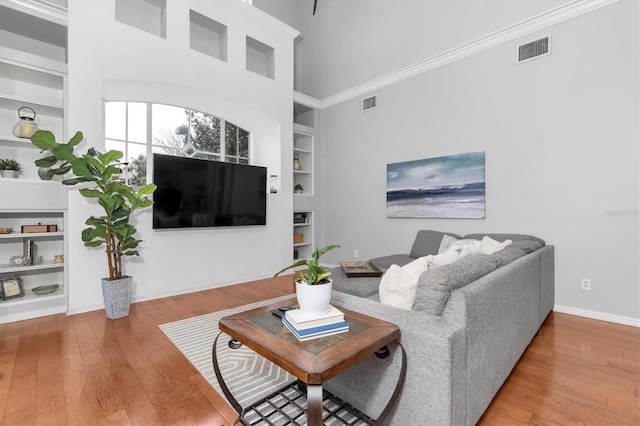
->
[[1, 276, 25, 300]]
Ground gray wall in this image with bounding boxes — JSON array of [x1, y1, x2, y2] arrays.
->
[[255, 0, 639, 321], [255, 0, 567, 98], [318, 1, 639, 320]]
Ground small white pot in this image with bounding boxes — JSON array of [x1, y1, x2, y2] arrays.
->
[[0, 170, 19, 178], [295, 279, 332, 314]]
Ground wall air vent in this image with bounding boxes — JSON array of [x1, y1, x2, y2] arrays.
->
[[362, 95, 377, 111], [517, 35, 550, 63]]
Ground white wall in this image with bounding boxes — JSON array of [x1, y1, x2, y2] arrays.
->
[[314, 1, 639, 322], [66, 0, 297, 313]]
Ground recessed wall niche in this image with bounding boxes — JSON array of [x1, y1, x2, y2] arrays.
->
[[115, 0, 167, 39], [246, 36, 274, 79], [189, 10, 227, 61]]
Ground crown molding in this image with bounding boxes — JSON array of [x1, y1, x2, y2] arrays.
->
[[0, 0, 67, 26], [312, 0, 617, 109], [293, 91, 323, 109]]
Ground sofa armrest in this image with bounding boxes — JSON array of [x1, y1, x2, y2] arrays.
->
[[326, 291, 467, 425]]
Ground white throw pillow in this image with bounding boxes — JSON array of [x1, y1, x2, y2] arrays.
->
[[402, 256, 428, 281], [438, 234, 459, 254], [379, 264, 419, 310], [481, 236, 513, 255]]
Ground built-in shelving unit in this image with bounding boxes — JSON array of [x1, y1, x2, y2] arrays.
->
[[0, 1, 69, 322], [293, 125, 313, 196], [0, 209, 68, 323], [293, 211, 313, 260]]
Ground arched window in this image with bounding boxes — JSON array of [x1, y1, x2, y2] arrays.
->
[[105, 101, 250, 186]]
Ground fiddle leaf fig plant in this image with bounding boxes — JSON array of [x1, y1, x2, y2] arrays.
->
[[31, 130, 157, 281], [273, 244, 340, 285]]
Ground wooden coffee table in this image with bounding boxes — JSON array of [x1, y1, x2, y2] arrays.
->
[[215, 297, 405, 425]]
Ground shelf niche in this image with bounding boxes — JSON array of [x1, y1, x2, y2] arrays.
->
[[190, 10, 227, 62], [246, 36, 274, 80], [115, 0, 167, 39]]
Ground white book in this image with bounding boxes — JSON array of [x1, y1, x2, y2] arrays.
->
[[285, 305, 345, 329]]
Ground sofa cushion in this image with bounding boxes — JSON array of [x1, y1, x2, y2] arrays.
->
[[328, 267, 381, 298], [487, 246, 527, 268], [508, 239, 544, 254], [410, 230, 462, 258], [413, 253, 498, 315], [463, 233, 545, 246], [369, 254, 414, 271]]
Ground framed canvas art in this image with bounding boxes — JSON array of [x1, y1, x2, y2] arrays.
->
[[386, 151, 486, 218]]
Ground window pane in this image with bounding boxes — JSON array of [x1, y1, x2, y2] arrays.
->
[[127, 142, 146, 164], [127, 154, 147, 186], [226, 156, 238, 164], [225, 122, 238, 156], [239, 128, 249, 159], [105, 102, 126, 140], [153, 104, 189, 154], [191, 111, 220, 154], [127, 102, 147, 143], [105, 139, 126, 155], [239, 158, 249, 165]]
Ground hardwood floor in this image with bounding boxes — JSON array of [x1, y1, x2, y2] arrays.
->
[[0, 277, 638, 425]]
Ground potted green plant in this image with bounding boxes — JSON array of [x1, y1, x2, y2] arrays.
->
[[274, 244, 340, 313], [30, 130, 157, 319], [294, 183, 304, 194], [0, 158, 22, 178]]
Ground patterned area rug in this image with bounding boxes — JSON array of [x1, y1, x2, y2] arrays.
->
[[159, 294, 296, 408]]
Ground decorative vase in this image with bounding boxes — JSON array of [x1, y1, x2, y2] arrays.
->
[[38, 167, 54, 180], [295, 279, 332, 314], [0, 170, 19, 178], [101, 276, 132, 319]]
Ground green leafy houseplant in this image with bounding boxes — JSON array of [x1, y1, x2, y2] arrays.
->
[[31, 130, 157, 281], [273, 244, 340, 285], [0, 158, 22, 172]]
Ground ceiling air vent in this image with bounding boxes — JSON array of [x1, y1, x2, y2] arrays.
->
[[517, 35, 550, 64], [362, 95, 377, 111]]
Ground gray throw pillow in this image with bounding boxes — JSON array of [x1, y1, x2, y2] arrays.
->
[[409, 230, 462, 258], [463, 233, 545, 246], [507, 239, 544, 254], [413, 253, 498, 315], [488, 246, 527, 268]]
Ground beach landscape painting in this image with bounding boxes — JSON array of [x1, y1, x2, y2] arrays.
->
[[387, 151, 486, 218]]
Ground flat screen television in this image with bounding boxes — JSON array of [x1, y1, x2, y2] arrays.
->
[[153, 154, 267, 229]]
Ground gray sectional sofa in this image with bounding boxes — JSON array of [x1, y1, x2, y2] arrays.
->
[[325, 230, 554, 425]]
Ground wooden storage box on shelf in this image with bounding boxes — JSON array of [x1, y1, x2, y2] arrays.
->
[[21, 224, 57, 233], [294, 233, 304, 244]]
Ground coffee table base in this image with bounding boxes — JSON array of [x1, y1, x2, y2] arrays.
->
[[241, 381, 375, 426], [212, 332, 406, 426]]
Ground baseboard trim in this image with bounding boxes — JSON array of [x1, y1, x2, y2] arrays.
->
[[66, 272, 276, 317], [554, 304, 640, 327], [298, 0, 618, 110], [0, 305, 67, 324]]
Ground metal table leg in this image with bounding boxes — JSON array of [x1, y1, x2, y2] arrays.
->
[[306, 384, 324, 426]]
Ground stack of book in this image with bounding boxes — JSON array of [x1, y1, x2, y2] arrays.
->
[[282, 305, 349, 341]]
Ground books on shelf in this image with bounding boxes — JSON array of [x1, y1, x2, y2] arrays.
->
[[282, 317, 349, 341], [282, 305, 349, 341], [285, 305, 345, 330]]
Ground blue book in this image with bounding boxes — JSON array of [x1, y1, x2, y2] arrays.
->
[[283, 317, 349, 341]]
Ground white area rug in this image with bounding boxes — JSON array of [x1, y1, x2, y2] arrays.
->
[[159, 294, 296, 408]]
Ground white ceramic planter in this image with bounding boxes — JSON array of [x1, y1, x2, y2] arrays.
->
[[295, 279, 332, 313], [0, 170, 19, 178]]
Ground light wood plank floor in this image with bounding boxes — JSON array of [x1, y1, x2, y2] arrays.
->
[[0, 276, 638, 425]]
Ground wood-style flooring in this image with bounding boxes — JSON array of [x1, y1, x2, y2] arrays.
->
[[0, 276, 638, 425]]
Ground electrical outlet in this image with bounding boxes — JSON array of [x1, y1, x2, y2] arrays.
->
[[353, 250, 359, 258], [581, 278, 591, 291]]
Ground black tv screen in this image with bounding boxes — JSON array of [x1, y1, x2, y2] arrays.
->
[[153, 154, 267, 229]]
